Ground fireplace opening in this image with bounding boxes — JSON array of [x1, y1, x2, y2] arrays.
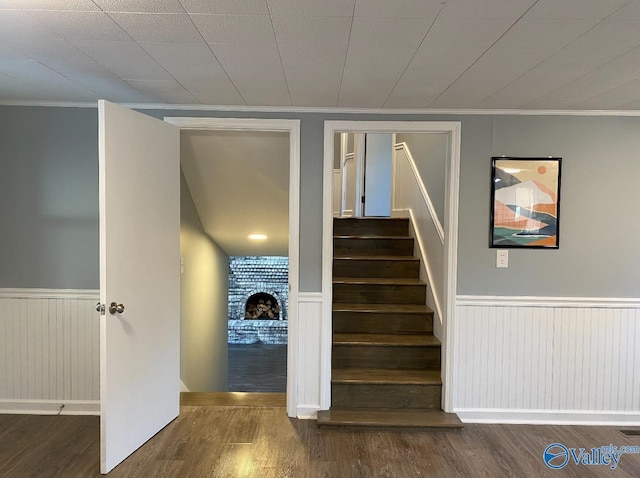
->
[[245, 293, 280, 320]]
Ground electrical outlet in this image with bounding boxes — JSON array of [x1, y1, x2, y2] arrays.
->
[[497, 249, 508, 268]]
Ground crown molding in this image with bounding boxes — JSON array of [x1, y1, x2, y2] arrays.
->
[[2, 100, 640, 117]]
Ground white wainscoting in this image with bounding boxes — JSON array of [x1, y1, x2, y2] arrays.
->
[[295, 292, 324, 418], [0, 289, 100, 415], [454, 296, 640, 425]]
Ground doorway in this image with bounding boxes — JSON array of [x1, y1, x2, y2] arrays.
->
[[322, 120, 461, 412], [335, 132, 395, 218], [166, 117, 300, 417]]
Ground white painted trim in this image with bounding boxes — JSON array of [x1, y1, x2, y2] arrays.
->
[[391, 208, 410, 218], [165, 117, 298, 132], [341, 209, 354, 217], [164, 116, 301, 419], [395, 142, 444, 243], [456, 408, 640, 426], [456, 295, 640, 308], [296, 405, 319, 419], [0, 288, 99, 299], [0, 400, 100, 416], [322, 126, 336, 411], [322, 120, 461, 414], [6, 100, 640, 117], [442, 122, 461, 413], [179, 380, 190, 393], [298, 292, 323, 302], [354, 134, 365, 217]]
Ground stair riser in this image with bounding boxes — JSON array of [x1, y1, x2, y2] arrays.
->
[[333, 284, 426, 304], [333, 218, 409, 237], [332, 345, 441, 370], [333, 259, 420, 278], [332, 383, 441, 409], [334, 238, 414, 257], [332, 312, 433, 334]]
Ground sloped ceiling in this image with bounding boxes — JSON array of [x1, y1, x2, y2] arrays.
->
[[2, 0, 640, 110], [180, 129, 289, 256]]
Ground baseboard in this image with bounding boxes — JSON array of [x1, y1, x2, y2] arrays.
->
[[340, 209, 354, 217], [456, 408, 640, 426], [0, 399, 100, 416], [391, 208, 409, 218], [296, 405, 319, 419], [180, 380, 191, 392]]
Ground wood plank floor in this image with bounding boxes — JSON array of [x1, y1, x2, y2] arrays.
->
[[2, 407, 640, 477], [228, 344, 287, 393]]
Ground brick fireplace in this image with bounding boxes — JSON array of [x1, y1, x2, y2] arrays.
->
[[228, 256, 288, 344]]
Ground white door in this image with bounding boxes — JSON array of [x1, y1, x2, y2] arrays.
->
[[363, 133, 393, 217], [98, 100, 180, 474]]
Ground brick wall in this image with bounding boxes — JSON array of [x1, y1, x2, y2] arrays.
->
[[228, 256, 288, 344]]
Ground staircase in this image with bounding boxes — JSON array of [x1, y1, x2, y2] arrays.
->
[[316, 217, 462, 430]]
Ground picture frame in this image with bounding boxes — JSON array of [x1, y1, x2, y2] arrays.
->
[[490, 157, 562, 249]]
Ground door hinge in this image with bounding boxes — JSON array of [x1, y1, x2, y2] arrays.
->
[[95, 302, 105, 315], [361, 195, 365, 204]]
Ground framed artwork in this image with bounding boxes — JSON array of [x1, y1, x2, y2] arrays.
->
[[490, 157, 562, 248]]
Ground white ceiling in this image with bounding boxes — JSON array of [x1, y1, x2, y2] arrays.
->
[[2, 0, 640, 110], [180, 129, 289, 256]]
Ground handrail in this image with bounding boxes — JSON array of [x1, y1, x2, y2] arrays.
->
[[394, 142, 444, 244]]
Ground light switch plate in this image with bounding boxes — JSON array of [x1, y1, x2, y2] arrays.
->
[[497, 249, 508, 268]]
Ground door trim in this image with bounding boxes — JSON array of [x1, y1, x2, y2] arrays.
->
[[322, 121, 461, 412], [165, 117, 300, 418]]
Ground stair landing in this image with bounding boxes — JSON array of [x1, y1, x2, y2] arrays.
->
[[317, 409, 463, 430]]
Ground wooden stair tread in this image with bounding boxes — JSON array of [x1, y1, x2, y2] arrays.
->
[[334, 235, 412, 240], [334, 217, 409, 221], [333, 277, 425, 285], [333, 303, 432, 314], [317, 409, 463, 429], [332, 368, 441, 385], [328, 217, 461, 427], [333, 333, 440, 346], [333, 255, 419, 261]]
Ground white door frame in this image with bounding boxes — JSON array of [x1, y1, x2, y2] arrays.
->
[[322, 120, 461, 412], [354, 133, 365, 217], [165, 116, 300, 418]]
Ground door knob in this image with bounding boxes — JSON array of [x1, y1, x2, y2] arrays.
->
[[109, 302, 125, 314]]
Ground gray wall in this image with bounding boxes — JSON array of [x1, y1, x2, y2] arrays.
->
[[396, 132, 448, 226], [333, 133, 341, 170], [458, 115, 640, 297], [180, 170, 228, 392], [0, 107, 99, 289], [2, 106, 640, 298]]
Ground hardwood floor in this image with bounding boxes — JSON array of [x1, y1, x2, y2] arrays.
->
[[2, 408, 640, 477], [228, 344, 287, 393], [181, 392, 285, 407]]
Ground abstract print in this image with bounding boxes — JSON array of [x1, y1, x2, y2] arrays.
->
[[491, 158, 561, 248]]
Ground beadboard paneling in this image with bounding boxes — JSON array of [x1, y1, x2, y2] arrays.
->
[[0, 289, 99, 412], [296, 292, 324, 418], [455, 297, 640, 424]]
